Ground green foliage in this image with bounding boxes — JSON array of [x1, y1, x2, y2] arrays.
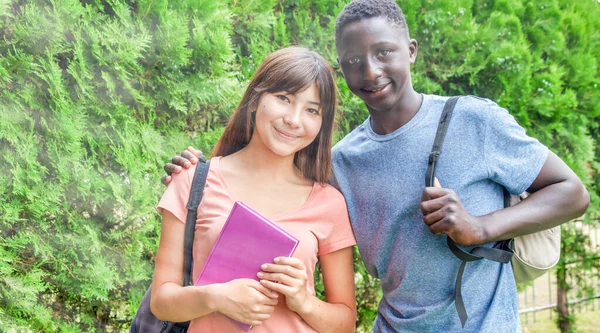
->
[[0, 0, 599, 331]]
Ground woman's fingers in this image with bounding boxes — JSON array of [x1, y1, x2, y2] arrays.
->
[[257, 270, 298, 286], [260, 257, 306, 280], [259, 279, 295, 295], [250, 282, 279, 301], [274, 256, 304, 269]]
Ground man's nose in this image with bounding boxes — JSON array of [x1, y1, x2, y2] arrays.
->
[[363, 57, 383, 80]]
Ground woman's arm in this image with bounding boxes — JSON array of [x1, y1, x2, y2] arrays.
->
[[150, 210, 279, 324], [260, 247, 356, 333]]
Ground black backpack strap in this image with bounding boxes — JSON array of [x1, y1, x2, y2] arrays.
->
[[427, 97, 515, 327], [183, 157, 210, 286], [170, 158, 210, 331], [425, 96, 460, 188]]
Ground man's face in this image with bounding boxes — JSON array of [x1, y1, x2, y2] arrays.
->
[[336, 17, 418, 113]]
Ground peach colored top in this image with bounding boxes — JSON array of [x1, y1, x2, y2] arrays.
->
[[157, 157, 356, 333]]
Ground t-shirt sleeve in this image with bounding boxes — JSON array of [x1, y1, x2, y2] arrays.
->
[[316, 187, 357, 256], [157, 165, 196, 224], [482, 101, 549, 195]]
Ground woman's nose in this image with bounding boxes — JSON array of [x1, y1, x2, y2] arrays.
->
[[283, 109, 302, 127]]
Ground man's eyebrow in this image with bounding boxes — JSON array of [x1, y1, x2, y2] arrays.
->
[[373, 41, 396, 47]]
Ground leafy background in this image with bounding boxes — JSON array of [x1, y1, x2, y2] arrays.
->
[[0, 0, 598, 332]]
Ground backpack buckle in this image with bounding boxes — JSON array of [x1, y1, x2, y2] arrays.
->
[[429, 151, 440, 164]]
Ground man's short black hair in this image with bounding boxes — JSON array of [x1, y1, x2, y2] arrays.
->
[[335, 0, 410, 41]]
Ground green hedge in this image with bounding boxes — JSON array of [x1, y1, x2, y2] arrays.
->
[[0, 0, 598, 331]]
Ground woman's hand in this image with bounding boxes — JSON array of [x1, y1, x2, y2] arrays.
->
[[257, 257, 311, 315], [212, 278, 279, 326]]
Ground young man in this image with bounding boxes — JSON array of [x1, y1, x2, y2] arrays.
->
[[163, 1, 589, 332]]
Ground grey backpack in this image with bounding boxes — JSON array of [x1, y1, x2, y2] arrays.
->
[[130, 158, 210, 333], [426, 96, 560, 327]]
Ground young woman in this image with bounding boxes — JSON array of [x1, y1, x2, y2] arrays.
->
[[151, 46, 357, 333]]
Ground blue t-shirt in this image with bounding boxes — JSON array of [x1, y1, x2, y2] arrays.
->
[[331, 95, 548, 332]]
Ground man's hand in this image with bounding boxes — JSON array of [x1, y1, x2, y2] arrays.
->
[[161, 146, 204, 185], [420, 178, 486, 246]]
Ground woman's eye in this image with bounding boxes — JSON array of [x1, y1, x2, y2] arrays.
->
[[307, 108, 320, 115], [348, 57, 359, 65], [276, 95, 290, 103]]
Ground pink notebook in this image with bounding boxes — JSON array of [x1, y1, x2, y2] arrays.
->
[[194, 201, 300, 331]]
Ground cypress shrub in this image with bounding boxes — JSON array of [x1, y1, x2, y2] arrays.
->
[[0, 0, 598, 331]]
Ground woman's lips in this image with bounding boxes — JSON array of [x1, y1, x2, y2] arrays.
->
[[275, 128, 299, 140]]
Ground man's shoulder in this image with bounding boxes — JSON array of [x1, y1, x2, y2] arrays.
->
[[422, 95, 509, 131], [456, 95, 507, 118], [332, 121, 368, 154]]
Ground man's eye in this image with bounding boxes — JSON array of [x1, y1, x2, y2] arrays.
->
[[377, 50, 391, 57], [276, 95, 290, 103], [348, 57, 359, 65]]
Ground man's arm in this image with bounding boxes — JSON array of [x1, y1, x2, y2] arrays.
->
[[421, 151, 590, 246]]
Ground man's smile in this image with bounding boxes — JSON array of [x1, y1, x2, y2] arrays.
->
[[361, 82, 391, 96]]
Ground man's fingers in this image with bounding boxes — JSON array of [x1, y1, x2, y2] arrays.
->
[[422, 187, 449, 201], [434, 177, 442, 188], [420, 195, 447, 215], [187, 146, 204, 159], [161, 175, 171, 186], [422, 207, 446, 227], [428, 218, 451, 236], [182, 150, 198, 164], [164, 163, 183, 175], [171, 156, 192, 169]]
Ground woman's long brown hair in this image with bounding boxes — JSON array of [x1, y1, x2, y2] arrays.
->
[[211, 46, 337, 183]]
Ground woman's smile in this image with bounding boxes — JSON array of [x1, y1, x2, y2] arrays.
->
[[274, 127, 300, 140]]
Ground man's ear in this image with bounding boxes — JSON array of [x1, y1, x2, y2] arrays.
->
[[409, 39, 419, 64], [336, 56, 346, 79]]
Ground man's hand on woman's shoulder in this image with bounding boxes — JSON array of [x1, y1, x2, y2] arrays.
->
[[161, 146, 203, 185]]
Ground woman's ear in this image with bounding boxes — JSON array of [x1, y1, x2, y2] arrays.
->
[[248, 93, 262, 113]]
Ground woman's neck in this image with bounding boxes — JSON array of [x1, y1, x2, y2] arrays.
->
[[229, 139, 303, 183]]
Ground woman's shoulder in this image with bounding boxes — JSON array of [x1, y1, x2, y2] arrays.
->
[[168, 157, 219, 190], [313, 182, 348, 208]]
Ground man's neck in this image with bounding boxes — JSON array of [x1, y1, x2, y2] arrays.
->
[[369, 91, 423, 135]]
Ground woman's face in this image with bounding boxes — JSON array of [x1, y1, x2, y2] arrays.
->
[[252, 83, 323, 158]]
